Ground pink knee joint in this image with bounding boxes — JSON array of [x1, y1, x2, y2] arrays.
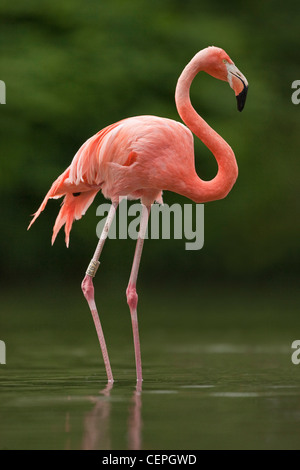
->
[[126, 284, 138, 311], [81, 275, 94, 302]]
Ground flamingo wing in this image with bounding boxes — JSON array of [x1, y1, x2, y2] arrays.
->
[[28, 120, 124, 247]]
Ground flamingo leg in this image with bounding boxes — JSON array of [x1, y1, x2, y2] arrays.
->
[[81, 203, 118, 382], [126, 203, 151, 382]]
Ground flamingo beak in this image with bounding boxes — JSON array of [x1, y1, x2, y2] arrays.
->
[[226, 63, 248, 112], [236, 84, 248, 112]]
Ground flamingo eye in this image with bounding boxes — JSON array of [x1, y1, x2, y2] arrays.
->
[[223, 59, 228, 64]]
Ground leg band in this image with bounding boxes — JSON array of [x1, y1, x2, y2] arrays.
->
[[86, 259, 100, 278]]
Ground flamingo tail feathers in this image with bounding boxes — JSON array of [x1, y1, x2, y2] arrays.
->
[[51, 190, 99, 247], [27, 167, 99, 247]]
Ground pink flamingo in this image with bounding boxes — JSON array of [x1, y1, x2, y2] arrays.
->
[[28, 46, 248, 383]]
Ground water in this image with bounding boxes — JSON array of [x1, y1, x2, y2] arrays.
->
[[1, 282, 300, 449]]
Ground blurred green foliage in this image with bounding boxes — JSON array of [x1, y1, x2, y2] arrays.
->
[[0, 0, 299, 285]]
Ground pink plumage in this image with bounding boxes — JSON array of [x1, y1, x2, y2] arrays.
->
[[28, 116, 195, 246], [28, 46, 248, 382]]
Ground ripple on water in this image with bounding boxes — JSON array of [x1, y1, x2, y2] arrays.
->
[[180, 385, 215, 389], [211, 392, 260, 397]]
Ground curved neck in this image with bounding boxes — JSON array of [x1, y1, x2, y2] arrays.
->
[[175, 50, 238, 203]]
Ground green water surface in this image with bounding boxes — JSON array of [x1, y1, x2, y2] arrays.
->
[[1, 282, 300, 450]]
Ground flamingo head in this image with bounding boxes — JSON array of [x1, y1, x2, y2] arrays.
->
[[205, 46, 249, 112]]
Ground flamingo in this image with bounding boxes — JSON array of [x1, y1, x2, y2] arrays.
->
[[28, 46, 248, 383]]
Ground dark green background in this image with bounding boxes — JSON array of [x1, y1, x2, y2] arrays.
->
[[0, 0, 298, 286]]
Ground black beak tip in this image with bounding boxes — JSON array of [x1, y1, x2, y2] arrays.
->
[[236, 85, 248, 112]]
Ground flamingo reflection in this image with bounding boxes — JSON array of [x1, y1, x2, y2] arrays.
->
[[80, 381, 142, 450]]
